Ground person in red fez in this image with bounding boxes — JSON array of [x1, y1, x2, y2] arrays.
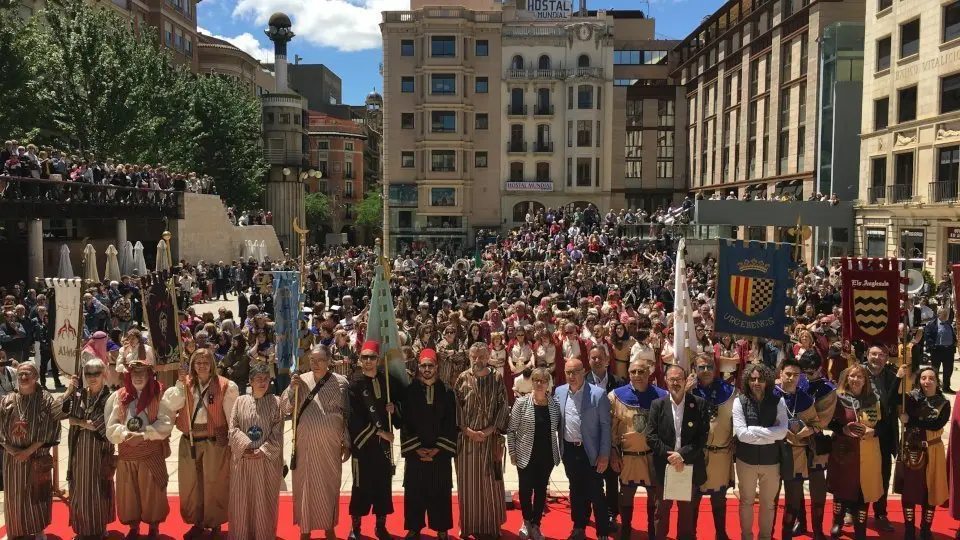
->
[[400, 349, 457, 539], [346, 340, 405, 540]]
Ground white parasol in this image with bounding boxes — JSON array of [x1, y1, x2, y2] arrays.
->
[[156, 239, 170, 272], [57, 244, 75, 278], [104, 244, 121, 283], [119, 240, 134, 276], [82, 244, 100, 283], [133, 241, 148, 276]]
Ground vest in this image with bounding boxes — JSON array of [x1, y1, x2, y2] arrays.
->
[[175, 376, 229, 434], [735, 393, 781, 466], [116, 388, 168, 461]]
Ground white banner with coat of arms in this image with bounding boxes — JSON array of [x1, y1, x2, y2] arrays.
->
[[44, 277, 83, 376]]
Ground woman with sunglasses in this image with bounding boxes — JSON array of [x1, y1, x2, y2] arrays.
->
[[54, 358, 115, 540]]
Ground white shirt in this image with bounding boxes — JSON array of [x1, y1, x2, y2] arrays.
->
[[670, 394, 685, 452], [104, 390, 175, 444], [164, 378, 240, 426], [732, 395, 789, 445], [563, 386, 584, 443]]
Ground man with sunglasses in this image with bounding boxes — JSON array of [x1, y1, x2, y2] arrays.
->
[[400, 348, 457, 540], [794, 350, 836, 540], [775, 357, 821, 540], [346, 340, 404, 540]]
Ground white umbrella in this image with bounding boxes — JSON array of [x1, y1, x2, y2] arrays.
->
[[133, 242, 148, 276], [119, 241, 134, 276], [104, 244, 121, 283], [82, 244, 100, 283], [57, 244, 75, 278], [243, 239, 254, 260], [155, 240, 170, 273]]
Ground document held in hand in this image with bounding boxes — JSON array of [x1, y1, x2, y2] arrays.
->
[[663, 464, 693, 501]]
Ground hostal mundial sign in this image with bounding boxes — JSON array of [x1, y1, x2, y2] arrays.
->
[[526, 0, 572, 19]]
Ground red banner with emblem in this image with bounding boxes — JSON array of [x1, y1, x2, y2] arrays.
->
[[951, 265, 960, 319], [841, 260, 901, 347]]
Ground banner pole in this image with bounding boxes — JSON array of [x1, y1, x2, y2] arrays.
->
[[162, 231, 192, 458]]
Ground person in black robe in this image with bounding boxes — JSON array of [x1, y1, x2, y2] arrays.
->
[[347, 341, 404, 540], [400, 348, 457, 539]]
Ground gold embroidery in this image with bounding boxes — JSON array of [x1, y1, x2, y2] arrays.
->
[[426, 385, 434, 405], [373, 379, 381, 400]]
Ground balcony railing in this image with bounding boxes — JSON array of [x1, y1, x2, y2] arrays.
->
[[887, 184, 913, 204], [534, 104, 555, 116], [0, 175, 183, 219], [867, 186, 885, 204], [383, 9, 502, 23], [262, 148, 305, 165], [504, 68, 567, 80], [532, 141, 554, 153], [568, 67, 604, 79], [506, 141, 527, 153], [506, 104, 527, 116], [929, 180, 959, 203]]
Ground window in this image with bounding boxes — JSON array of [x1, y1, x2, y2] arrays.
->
[[317, 141, 330, 150], [164, 22, 172, 45], [475, 113, 488, 130], [946, 1, 960, 42], [401, 77, 414, 93], [279, 113, 290, 124], [877, 37, 891, 71], [538, 55, 551, 69], [401, 40, 414, 56], [577, 120, 592, 147], [778, 131, 789, 174], [657, 99, 675, 128], [431, 111, 456, 133], [780, 89, 790, 130], [898, 85, 917, 122], [401, 113, 414, 129], [879, 0, 892, 10], [475, 77, 488, 93], [901, 19, 920, 58], [798, 83, 806, 123], [475, 39, 489, 56], [567, 120, 573, 147], [577, 85, 593, 109], [175, 28, 183, 50], [431, 74, 455, 95], [344, 162, 354, 179], [345, 181, 354, 197], [657, 130, 674, 158], [871, 157, 887, 190], [657, 161, 674, 178], [940, 146, 960, 185], [401, 152, 414, 168], [942, 73, 960, 113], [568, 87, 574, 110], [577, 54, 590, 68], [800, 34, 808, 76], [613, 50, 668, 65], [431, 150, 456, 172], [431, 36, 456, 57], [895, 152, 915, 190], [796, 126, 805, 170], [344, 142, 354, 151], [875, 97, 889, 129], [509, 162, 524, 181], [626, 100, 643, 127], [749, 58, 760, 96], [576, 157, 592, 187], [475, 151, 488, 168], [511, 55, 524, 70], [536, 162, 550, 182], [781, 42, 792, 82]]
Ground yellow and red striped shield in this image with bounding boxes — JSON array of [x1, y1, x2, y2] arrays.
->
[[729, 275, 774, 317]]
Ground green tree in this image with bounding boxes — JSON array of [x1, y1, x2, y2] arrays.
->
[[304, 191, 331, 228], [354, 190, 383, 232], [0, 4, 41, 141]]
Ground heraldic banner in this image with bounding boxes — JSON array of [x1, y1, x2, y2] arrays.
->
[[141, 274, 180, 367], [952, 265, 960, 319], [44, 278, 82, 375], [271, 271, 301, 371], [840, 259, 901, 347], [715, 239, 793, 341]]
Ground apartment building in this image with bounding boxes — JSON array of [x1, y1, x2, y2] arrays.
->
[[672, 0, 865, 251], [381, 0, 628, 254], [610, 12, 686, 214], [198, 32, 275, 97], [307, 111, 367, 245], [857, 0, 960, 275]]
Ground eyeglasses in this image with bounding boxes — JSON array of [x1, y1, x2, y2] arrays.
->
[[360, 354, 378, 360], [16, 372, 33, 379], [84, 371, 104, 377], [628, 369, 649, 375], [696, 365, 713, 372]]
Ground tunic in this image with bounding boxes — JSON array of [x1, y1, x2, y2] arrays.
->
[[53, 387, 115, 535], [776, 386, 821, 480], [227, 394, 284, 540], [0, 389, 61, 537], [437, 340, 467, 388], [804, 378, 838, 470], [949, 394, 960, 518], [455, 368, 509, 536], [609, 383, 667, 486], [827, 392, 883, 503], [893, 390, 950, 507], [692, 379, 736, 494], [347, 372, 404, 517], [282, 370, 351, 531]]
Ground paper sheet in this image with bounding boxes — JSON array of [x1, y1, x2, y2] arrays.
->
[[663, 464, 693, 501]]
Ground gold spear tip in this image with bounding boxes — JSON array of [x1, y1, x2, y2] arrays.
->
[[161, 231, 172, 241]]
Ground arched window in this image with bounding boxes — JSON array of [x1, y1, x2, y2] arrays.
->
[[512, 55, 524, 70], [513, 201, 545, 223], [578, 54, 590, 68], [538, 55, 551, 69]]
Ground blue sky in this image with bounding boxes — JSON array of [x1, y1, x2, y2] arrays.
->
[[197, 0, 727, 105]]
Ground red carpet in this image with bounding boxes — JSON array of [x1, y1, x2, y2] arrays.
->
[[5, 495, 957, 539]]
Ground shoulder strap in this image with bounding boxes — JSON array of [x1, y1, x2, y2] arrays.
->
[[295, 373, 330, 427], [190, 384, 212, 426]]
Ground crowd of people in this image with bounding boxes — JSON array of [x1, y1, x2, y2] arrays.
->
[[0, 203, 958, 540]]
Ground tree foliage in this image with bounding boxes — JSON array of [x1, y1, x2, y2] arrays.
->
[[354, 190, 383, 232], [304, 192, 331, 228], [0, 0, 267, 209]]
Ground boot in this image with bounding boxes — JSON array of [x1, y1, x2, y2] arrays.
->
[[904, 524, 916, 540], [712, 499, 730, 540], [347, 517, 362, 540], [375, 515, 391, 540], [919, 526, 933, 540], [618, 505, 634, 540], [829, 504, 844, 539], [781, 508, 795, 540], [853, 521, 867, 540], [810, 504, 827, 540], [793, 509, 809, 537]]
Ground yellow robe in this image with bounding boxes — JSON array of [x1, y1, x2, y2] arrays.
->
[[700, 393, 736, 493], [785, 404, 821, 480], [609, 389, 658, 486]]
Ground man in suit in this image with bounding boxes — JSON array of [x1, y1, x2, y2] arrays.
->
[[924, 307, 956, 393], [644, 364, 709, 540], [585, 345, 627, 529], [556, 358, 613, 540]]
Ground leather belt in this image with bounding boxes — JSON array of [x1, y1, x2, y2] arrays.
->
[[622, 449, 652, 457], [565, 440, 583, 447], [706, 445, 730, 452]]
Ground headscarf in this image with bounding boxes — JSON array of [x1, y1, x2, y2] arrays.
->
[[120, 365, 162, 416], [82, 331, 110, 363]]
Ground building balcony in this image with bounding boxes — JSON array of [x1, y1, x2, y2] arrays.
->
[[506, 104, 527, 117], [0, 175, 184, 220], [506, 141, 527, 154], [693, 200, 854, 229], [505, 180, 554, 192], [928, 180, 958, 203], [504, 68, 567, 81], [866, 186, 886, 204], [532, 141, 554, 153], [534, 104, 554, 116], [567, 67, 604, 80], [887, 184, 913, 204]]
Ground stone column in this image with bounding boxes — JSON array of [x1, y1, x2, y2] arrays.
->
[[27, 219, 43, 283], [116, 219, 128, 248], [265, 168, 304, 257]]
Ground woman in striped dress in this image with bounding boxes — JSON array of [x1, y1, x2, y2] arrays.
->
[[54, 358, 115, 540], [228, 362, 284, 540]]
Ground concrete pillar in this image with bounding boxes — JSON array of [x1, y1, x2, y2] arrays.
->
[[265, 168, 304, 258], [27, 219, 43, 282], [116, 219, 128, 248], [169, 219, 181, 265]]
